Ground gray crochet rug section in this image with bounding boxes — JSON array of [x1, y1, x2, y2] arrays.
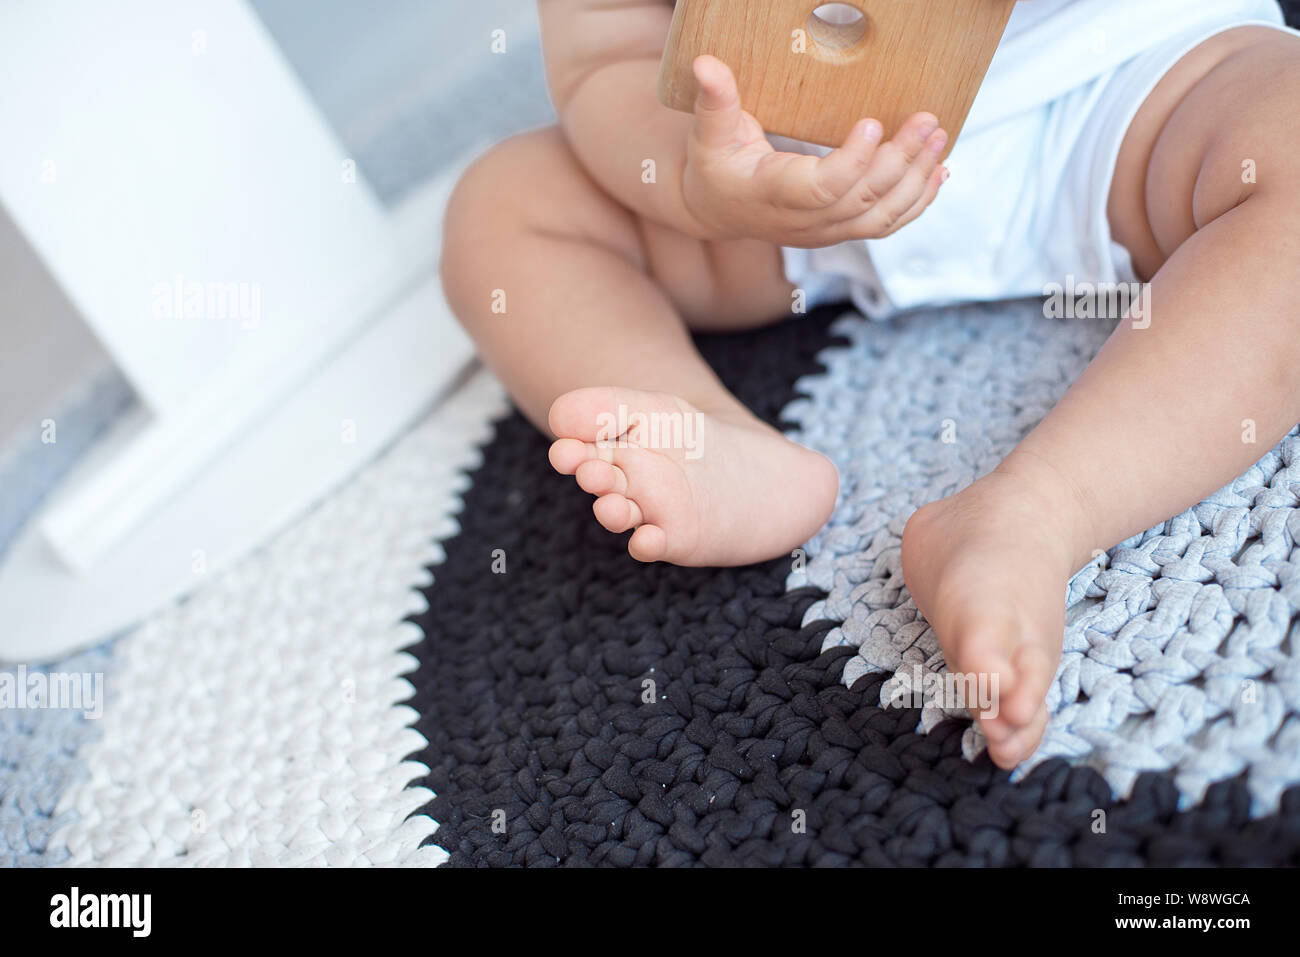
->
[[0, 644, 114, 867], [785, 301, 1300, 817]]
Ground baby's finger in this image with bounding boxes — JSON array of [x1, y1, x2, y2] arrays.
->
[[850, 128, 946, 228], [690, 55, 746, 151], [807, 119, 884, 205], [854, 112, 942, 204], [877, 165, 948, 237], [826, 164, 947, 243], [762, 153, 825, 210]]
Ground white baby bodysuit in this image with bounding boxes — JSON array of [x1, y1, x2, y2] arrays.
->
[[779, 0, 1290, 318]]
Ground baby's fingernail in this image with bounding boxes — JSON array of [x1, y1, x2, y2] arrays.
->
[[917, 115, 939, 138], [860, 120, 883, 142], [928, 131, 949, 154], [940, 166, 951, 183]]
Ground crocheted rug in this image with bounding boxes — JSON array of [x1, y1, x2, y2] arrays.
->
[[7, 299, 1300, 866], [792, 306, 1300, 818], [4, 0, 1300, 873], [3, 371, 508, 866], [407, 304, 1300, 866]]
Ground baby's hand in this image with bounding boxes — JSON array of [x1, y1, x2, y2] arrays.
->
[[682, 56, 949, 247]]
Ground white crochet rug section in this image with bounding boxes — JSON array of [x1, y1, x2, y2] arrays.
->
[[49, 368, 507, 866], [786, 303, 1300, 817]]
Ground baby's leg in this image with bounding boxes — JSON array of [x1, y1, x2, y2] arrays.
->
[[902, 27, 1300, 767], [441, 127, 838, 566]]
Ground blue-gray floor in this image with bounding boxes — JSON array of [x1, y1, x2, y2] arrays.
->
[[251, 0, 555, 205]]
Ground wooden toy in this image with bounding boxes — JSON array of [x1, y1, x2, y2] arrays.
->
[[658, 0, 1018, 159]]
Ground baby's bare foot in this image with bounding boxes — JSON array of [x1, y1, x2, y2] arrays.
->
[[547, 386, 837, 566], [901, 458, 1092, 768]]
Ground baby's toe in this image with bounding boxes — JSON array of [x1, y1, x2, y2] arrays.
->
[[1002, 641, 1056, 727], [575, 459, 627, 496], [593, 493, 643, 533], [548, 387, 619, 441], [987, 703, 1048, 769], [628, 524, 668, 563], [549, 437, 610, 475], [946, 624, 1017, 720], [977, 708, 1018, 748], [549, 437, 587, 474]]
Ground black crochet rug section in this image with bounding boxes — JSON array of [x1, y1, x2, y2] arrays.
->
[[404, 303, 1300, 866]]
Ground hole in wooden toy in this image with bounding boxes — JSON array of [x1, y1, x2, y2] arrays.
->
[[807, 3, 868, 52]]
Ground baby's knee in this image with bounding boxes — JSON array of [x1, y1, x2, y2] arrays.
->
[[441, 128, 565, 307], [441, 126, 635, 293], [444, 127, 567, 241]]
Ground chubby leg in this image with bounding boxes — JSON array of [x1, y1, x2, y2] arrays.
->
[[441, 127, 838, 565], [902, 27, 1300, 767]]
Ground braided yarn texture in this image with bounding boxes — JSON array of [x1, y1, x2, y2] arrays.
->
[[788, 304, 1300, 817], [407, 305, 1300, 865], [44, 371, 506, 865], [0, 645, 114, 866]]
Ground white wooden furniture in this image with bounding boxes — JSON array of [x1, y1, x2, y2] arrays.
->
[[0, 0, 474, 660]]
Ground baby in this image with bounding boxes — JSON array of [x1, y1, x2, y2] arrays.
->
[[442, 0, 1300, 768]]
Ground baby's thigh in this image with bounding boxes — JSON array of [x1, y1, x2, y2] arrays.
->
[[639, 219, 795, 333], [1112, 26, 1300, 276], [1177, 29, 1300, 220], [448, 126, 792, 332]]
